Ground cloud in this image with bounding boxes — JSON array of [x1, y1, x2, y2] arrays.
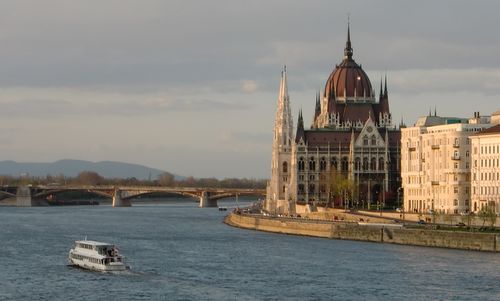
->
[[241, 80, 258, 93]]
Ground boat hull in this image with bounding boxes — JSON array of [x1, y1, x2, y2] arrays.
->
[[69, 249, 127, 272]]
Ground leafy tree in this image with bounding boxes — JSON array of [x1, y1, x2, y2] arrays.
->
[[74, 171, 104, 185]]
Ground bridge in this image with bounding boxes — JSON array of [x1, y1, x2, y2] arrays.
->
[[0, 185, 266, 208]]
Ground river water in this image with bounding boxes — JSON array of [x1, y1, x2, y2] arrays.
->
[[0, 198, 499, 301]]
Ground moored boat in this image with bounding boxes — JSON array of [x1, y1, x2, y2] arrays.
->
[[68, 239, 129, 272]]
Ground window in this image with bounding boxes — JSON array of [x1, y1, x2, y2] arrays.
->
[[363, 135, 368, 146], [298, 157, 305, 171], [341, 157, 349, 171], [309, 157, 316, 171], [362, 158, 369, 171], [371, 157, 377, 170], [371, 135, 377, 146], [379, 157, 385, 170], [319, 157, 327, 171], [282, 162, 288, 173], [355, 158, 361, 170], [331, 157, 338, 170]]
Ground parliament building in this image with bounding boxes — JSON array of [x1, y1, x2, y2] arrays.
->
[[266, 25, 401, 213]]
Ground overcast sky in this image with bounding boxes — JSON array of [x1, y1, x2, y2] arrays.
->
[[0, 0, 499, 178]]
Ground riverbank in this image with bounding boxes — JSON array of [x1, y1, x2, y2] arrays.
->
[[225, 212, 500, 252]]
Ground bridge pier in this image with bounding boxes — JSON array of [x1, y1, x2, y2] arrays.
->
[[112, 189, 131, 207], [199, 191, 217, 208], [16, 186, 34, 207]]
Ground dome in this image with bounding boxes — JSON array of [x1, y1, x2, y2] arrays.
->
[[324, 59, 373, 101], [323, 24, 374, 102]]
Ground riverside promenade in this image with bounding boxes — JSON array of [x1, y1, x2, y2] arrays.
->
[[225, 212, 500, 252]]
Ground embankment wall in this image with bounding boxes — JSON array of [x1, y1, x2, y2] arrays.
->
[[225, 213, 500, 252]]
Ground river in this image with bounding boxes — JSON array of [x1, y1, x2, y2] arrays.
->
[[0, 198, 498, 300]]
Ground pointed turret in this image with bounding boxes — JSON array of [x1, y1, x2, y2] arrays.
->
[[384, 74, 388, 98], [379, 78, 383, 100], [315, 91, 321, 118], [295, 109, 305, 143], [273, 66, 293, 147], [344, 19, 353, 60], [379, 75, 390, 114]]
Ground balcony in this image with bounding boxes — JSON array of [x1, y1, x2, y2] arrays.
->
[[451, 154, 460, 160], [431, 145, 440, 150], [408, 147, 416, 151], [431, 181, 439, 186], [453, 143, 460, 148]]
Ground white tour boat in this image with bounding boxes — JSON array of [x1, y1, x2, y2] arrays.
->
[[68, 240, 129, 272]]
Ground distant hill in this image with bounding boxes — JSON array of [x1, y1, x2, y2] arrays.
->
[[0, 159, 181, 180]]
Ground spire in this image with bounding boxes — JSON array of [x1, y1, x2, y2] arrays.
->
[[344, 17, 353, 60], [295, 109, 305, 143], [379, 77, 383, 100], [384, 74, 388, 97], [434, 106, 437, 116], [274, 66, 293, 147], [315, 91, 321, 117]]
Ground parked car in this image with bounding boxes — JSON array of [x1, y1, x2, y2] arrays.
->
[[417, 220, 426, 225], [396, 208, 402, 213], [456, 222, 466, 227]]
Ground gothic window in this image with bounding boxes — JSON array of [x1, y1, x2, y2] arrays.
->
[[282, 161, 288, 173], [355, 157, 361, 170], [331, 157, 338, 170], [453, 199, 458, 206], [320, 184, 326, 193], [309, 157, 316, 171], [371, 135, 377, 146], [363, 135, 368, 146], [362, 158, 369, 171], [308, 184, 315, 193], [341, 157, 349, 171], [298, 184, 305, 194], [379, 157, 385, 170], [320, 157, 327, 171], [466, 150, 469, 157], [371, 157, 377, 170], [282, 186, 286, 193], [298, 157, 305, 171]]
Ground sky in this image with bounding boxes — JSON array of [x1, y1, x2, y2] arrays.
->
[[0, 0, 499, 179]]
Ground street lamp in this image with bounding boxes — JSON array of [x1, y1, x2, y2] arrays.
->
[[397, 187, 404, 223]]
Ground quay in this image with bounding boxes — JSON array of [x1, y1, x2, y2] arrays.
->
[[225, 212, 500, 253]]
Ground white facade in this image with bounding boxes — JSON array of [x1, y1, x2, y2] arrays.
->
[[401, 115, 491, 214], [470, 125, 500, 213]]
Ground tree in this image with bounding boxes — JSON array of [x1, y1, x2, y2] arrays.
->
[[157, 172, 175, 186], [329, 171, 355, 209], [478, 206, 496, 228], [74, 171, 104, 185]]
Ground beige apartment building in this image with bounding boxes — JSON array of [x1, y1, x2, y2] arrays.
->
[[401, 113, 491, 214], [470, 123, 500, 214]]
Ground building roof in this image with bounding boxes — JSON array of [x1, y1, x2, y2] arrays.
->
[[474, 124, 500, 136], [301, 128, 400, 148], [492, 109, 500, 116]]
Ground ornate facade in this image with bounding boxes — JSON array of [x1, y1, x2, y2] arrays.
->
[[266, 25, 401, 213]]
